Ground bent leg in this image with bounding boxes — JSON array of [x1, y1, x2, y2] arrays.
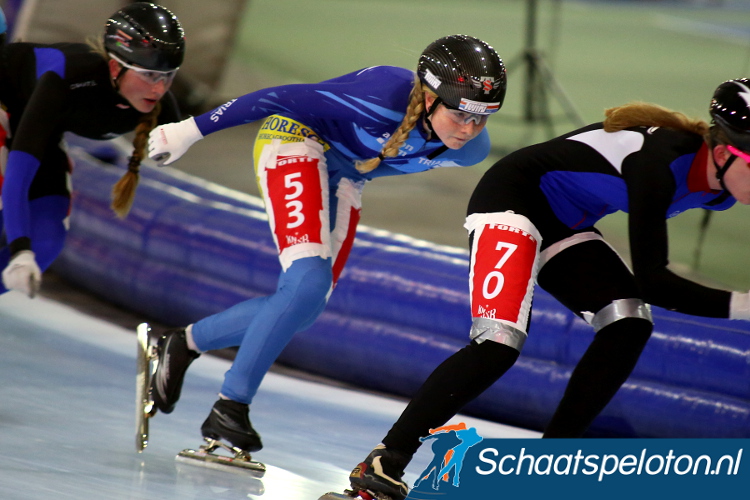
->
[[538, 238, 653, 437], [383, 211, 542, 456], [383, 340, 519, 456], [213, 256, 332, 403]]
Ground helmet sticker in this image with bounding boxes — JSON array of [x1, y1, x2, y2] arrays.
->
[[733, 81, 750, 110], [472, 76, 503, 94], [423, 68, 442, 90], [459, 98, 500, 115], [113, 29, 132, 47]]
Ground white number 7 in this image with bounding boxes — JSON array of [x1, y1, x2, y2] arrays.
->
[[482, 241, 517, 300]]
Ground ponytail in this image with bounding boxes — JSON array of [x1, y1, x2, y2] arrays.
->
[[355, 78, 426, 174], [603, 101, 709, 136], [110, 102, 160, 218]]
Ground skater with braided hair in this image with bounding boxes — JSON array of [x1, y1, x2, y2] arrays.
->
[[0, 2, 185, 297], [345, 79, 750, 499], [146, 34, 507, 456]]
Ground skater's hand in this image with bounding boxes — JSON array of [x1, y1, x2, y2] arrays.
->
[[148, 117, 203, 166], [2, 250, 41, 298]]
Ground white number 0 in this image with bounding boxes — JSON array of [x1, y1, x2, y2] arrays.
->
[[482, 241, 517, 299], [284, 172, 304, 229]]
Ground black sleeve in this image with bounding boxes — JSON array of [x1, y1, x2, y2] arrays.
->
[[625, 157, 732, 318], [11, 71, 67, 158]]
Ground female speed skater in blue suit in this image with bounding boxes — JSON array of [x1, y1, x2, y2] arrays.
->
[[145, 34, 508, 455]]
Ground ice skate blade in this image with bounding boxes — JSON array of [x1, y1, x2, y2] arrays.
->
[[176, 442, 266, 478], [135, 323, 158, 453], [175, 461, 265, 495], [319, 490, 392, 500]]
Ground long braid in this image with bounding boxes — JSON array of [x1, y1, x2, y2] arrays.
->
[[603, 101, 709, 136], [355, 78, 426, 174], [110, 102, 160, 218]]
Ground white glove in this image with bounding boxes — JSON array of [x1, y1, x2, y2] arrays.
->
[[147, 116, 203, 166], [730, 291, 750, 320], [2, 250, 41, 298]]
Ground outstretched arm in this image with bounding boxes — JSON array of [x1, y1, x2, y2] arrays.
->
[[626, 162, 733, 318]]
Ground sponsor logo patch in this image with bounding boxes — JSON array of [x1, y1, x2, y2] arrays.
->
[[423, 68, 441, 89], [458, 98, 500, 115]]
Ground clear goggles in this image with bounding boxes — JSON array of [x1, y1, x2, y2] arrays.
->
[[110, 53, 178, 86], [442, 106, 489, 126], [727, 144, 750, 164]]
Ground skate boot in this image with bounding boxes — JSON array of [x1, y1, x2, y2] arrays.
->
[[201, 398, 263, 452], [349, 444, 410, 500], [150, 328, 200, 414]]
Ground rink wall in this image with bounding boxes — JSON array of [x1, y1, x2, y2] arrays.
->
[[53, 140, 750, 438]]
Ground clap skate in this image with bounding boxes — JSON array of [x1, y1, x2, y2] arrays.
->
[[176, 398, 266, 476], [318, 488, 396, 500], [135, 323, 158, 452], [176, 436, 266, 477], [320, 445, 410, 500]]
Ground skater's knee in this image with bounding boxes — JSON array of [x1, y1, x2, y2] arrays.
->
[[268, 258, 333, 322], [587, 298, 652, 335], [281, 257, 333, 301]]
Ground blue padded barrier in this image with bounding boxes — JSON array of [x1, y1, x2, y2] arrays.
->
[[52, 139, 750, 437]]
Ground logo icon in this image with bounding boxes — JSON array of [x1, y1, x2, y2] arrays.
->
[[471, 76, 503, 94], [407, 423, 484, 498]]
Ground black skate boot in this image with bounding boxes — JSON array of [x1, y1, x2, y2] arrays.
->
[[349, 444, 410, 500], [150, 328, 200, 414], [201, 399, 263, 452]]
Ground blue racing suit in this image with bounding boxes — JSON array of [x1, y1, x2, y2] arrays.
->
[[187, 65, 491, 403]]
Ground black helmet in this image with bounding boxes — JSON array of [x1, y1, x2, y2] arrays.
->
[[104, 2, 185, 72], [709, 78, 750, 151], [417, 35, 506, 115]]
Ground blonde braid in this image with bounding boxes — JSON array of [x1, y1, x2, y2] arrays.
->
[[603, 101, 709, 136], [111, 102, 161, 218], [355, 78, 426, 174]]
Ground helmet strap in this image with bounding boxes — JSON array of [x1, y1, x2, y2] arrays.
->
[[715, 151, 738, 193], [423, 96, 442, 138], [111, 66, 128, 92]]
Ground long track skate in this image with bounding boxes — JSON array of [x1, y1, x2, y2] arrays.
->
[[135, 322, 158, 452], [319, 489, 395, 500], [176, 437, 266, 477]]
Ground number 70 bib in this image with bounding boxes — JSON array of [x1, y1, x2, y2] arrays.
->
[[465, 212, 542, 333]]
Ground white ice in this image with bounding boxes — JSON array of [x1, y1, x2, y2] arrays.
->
[[0, 292, 539, 499]]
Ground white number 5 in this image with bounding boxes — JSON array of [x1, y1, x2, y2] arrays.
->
[[284, 172, 304, 228]]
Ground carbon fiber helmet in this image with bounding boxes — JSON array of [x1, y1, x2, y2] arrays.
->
[[417, 35, 506, 115], [709, 78, 750, 151], [104, 2, 185, 72]]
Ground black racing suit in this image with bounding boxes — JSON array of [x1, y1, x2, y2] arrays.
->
[[382, 124, 737, 450], [0, 42, 179, 275]]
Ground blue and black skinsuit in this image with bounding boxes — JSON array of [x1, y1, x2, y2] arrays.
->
[[380, 123, 738, 453], [0, 42, 179, 286], [185, 65, 491, 404]]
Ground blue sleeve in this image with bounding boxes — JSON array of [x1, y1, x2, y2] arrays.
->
[[3, 54, 69, 252], [194, 66, 414, 136], [2, 150, 41, 246]]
